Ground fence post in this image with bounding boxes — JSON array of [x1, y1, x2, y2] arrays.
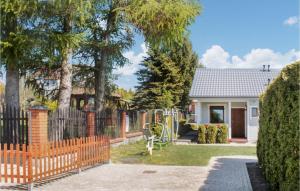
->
[[29, 106, 48, 145], [86, 111, 95, 137], [77, 138, 82, 174], [120, 111, 126, 139], [140, 111, 146, 129]]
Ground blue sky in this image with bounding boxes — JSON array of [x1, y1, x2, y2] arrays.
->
[[116, 0, 299, 90]]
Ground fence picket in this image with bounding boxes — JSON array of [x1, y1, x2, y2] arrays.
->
[[43, 143, 47, 178], [16, 144, 20, 183], [0, 143, 1, 181], [1, 136, 110, 186], [9, 143, 14, 183], [22, 144, 26, 183], [28, 145, 33, 184], [63, 140, 66, 173], [33, 144, 37, 181], [4, 144, 7, 182], [59, 141, 62, 174]]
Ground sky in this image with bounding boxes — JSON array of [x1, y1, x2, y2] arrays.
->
[[114, 0, 300, 90]]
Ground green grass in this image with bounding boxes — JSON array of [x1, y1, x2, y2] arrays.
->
[[111, 141, 256, 166]]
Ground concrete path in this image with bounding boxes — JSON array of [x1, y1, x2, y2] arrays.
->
[[0, 156, 257, 191]]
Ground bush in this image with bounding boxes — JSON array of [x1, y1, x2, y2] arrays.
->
[[206, 125, 218, 143], [151, 123, 163, 138], [257, 62, 299, 191], [216, 124, 228, 143], [189, 123, 199, 131], [198, 125, 206, 144]]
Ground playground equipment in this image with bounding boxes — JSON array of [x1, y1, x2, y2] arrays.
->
[[143, 108, 180, 155]]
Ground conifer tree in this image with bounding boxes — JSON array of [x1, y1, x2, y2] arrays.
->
[[25, 0, 92, 109], [76, 0, 201, 112], [133, 50, 183, 109], [133, 39, 200, 110], [168, 39, 200, 110], [0, 0, 37, 108]]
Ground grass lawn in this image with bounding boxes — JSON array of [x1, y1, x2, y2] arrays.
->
[[111, 141, 256, 166]]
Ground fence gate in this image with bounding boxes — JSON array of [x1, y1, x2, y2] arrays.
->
[[0, 106, 29, 146], [48, 108, 87, 141]]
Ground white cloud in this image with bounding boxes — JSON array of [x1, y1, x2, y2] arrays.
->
[[283, 16, 299, 26], [114, 43, 148, 76], [201, 45, 300, 69]]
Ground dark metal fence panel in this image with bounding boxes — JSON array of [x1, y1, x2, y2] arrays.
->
[[95, 108, 121, 139], [48, 108, 87, 141], [0, 105, 29, 145], [127, 110, 142, 133]]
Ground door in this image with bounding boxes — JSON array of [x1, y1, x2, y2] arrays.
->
[[231, 108, 245, 138]]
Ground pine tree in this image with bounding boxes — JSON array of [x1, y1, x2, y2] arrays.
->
[[168, 38, 200, 110], [133, 50, 183, 109], [133, 39, 200, 110], [0, 0, 37, 107], [75, 0, 201, 112], [23, 0, 92, 109]]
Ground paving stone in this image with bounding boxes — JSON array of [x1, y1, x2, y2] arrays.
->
[[0, 156, 257, 191]]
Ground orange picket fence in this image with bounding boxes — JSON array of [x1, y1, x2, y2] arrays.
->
[[0, 136, 110, 184]]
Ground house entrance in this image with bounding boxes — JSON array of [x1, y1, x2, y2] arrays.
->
[[231, 108, 245, 138]]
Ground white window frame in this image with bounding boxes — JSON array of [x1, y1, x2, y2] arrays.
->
[[250, 106, 259, 118]]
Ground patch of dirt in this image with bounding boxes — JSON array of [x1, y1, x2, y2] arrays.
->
[[246, 162, 270, 191]]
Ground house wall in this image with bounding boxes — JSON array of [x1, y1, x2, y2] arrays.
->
[[192, 97, 259, 142], [247, 99, 259, 141]]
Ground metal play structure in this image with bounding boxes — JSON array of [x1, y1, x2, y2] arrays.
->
[[143, 108, 181, 155]]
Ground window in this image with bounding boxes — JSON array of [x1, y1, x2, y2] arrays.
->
[[251, 107, 259, 117], [210, 106, 224, 123]]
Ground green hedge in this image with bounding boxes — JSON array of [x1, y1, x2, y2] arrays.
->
[[198, 125, 206, 143], [216, 124, 228, 143], [206, 125, 218, 143], [257, 62, 299, 191], [197, 124, 228, 144]]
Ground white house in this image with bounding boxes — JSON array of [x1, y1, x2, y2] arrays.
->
[[189, 67, 280, 142]]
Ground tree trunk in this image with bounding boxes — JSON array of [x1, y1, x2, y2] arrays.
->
[[58, 16, 72, 110], [4, 11, 19, 108], [94, 9, 114, 112], [5, 65, 19, 108], [94, 57, 106, 112]]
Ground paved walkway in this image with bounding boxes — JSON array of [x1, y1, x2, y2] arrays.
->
[[0, 156, 257, 191]]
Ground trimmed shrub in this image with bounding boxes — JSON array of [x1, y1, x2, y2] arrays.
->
[[216, 124, 228, 143], [198, 125, 206, 143], [257, 62, 299, 191], [206, 125, 218, 143], [151, 123, 163, 137], [189, 123, 199, 131]]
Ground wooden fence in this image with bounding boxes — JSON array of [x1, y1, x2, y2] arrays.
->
[[127, 111, 142, 133], [48, 108, 87, 141], [0, 136, 110, 184], [95, 109, 121, 139], [0, 106, 29, 146]]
